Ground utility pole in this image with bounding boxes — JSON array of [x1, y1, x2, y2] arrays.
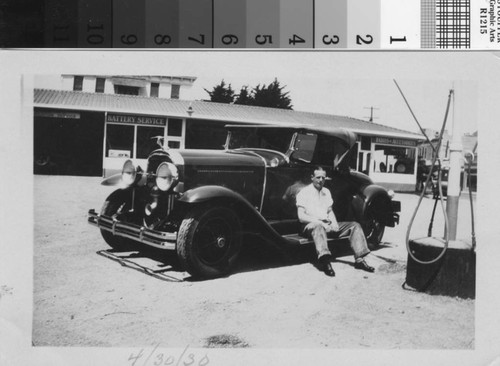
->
[[446, 87, 462, 241], [363, 106, 379, 122]]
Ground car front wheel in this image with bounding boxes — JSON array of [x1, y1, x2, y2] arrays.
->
[[100, 190, 136, 251], [176, 205, 242, 279]]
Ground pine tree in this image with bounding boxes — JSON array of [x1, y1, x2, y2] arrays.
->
[[234, 85, 254, 106], [252, 79, 293, 110], [204, 80, 235, 104]]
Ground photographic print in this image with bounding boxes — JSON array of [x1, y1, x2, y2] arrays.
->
[[2, 50, 500, 366]]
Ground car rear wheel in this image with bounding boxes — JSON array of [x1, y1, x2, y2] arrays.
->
[[177, 205, 242, 279], [362, 199, 387, 249], [365, 217, 385, 249], [100, 190, 136, 251]]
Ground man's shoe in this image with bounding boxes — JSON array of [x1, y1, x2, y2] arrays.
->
[[354, 259, 375, 273], [318, 257, 335, 277], [323, 262, 336, 277]]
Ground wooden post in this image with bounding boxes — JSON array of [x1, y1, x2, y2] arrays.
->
[[405, 237, 475, 299]]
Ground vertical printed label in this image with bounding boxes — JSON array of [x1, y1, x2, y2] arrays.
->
[[78, 0, 112, 48], [347, 0, 381, 48], [145, 0, 179, 48], [45, 0, 78, 47], [113, 0, 146, 47], [280, 0, 313, 48], [214, 0, 246, 48], [315, 0, 347, 48], [380, 0, 420, 49], [246, 0, 280, 48], [471, 0, 498, 49], [179, 0, 213, 48]]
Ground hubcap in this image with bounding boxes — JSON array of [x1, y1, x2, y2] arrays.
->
[[216, 236, 226, 248]]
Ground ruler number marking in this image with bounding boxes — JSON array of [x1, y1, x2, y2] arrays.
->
[[86, 23, 104, 45], [255, 34, 273, 45], [289, 34, 305, 45], [356, 34, 373, 45], [121, 34, 138, 45], [390, 36, 407, 44], [188, 34, 206, 45], [154, 34, 172, 45], [222, 34, 239, 45], [322, 35, 340, 45]]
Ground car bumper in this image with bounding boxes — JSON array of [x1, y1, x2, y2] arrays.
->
[[88, 209, 177, 250]]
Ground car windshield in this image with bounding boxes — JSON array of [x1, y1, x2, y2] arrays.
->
[[226, 128, 295, 154]]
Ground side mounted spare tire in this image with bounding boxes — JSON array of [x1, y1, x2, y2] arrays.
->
[[176, 205, 242, 279]]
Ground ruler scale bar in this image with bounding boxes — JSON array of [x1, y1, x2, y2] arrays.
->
[[0, 0, 498, 49]]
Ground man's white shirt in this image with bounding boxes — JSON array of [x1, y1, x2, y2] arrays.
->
[[296, 183, 333, 221]]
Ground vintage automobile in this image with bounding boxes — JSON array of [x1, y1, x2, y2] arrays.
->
[[88, 124, 400, 278]]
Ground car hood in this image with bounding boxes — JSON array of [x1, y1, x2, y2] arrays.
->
[[176, 149, 267, 168]]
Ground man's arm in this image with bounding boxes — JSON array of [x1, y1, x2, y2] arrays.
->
[[298, 206, 339, 232], [326, 206, 340, 232]]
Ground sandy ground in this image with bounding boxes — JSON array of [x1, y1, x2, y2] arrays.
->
[[31, 175, 475, 349]]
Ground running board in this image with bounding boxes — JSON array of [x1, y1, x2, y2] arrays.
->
[[282, 234, 342, 246]]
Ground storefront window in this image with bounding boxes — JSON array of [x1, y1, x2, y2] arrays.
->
[[167, 141, 180, 149], [168, 118, 183, 137], [185, 120, 227, 149], [373, 144, 415, 174], [106, 124, 134, 158], [137, 126, 165, 158]]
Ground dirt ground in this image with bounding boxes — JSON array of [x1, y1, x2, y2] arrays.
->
[[31, 175, 475, 350]]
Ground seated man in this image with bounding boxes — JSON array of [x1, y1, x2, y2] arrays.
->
[[296, 166, 375, 277]]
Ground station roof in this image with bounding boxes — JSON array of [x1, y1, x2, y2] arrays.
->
[[34, 88, 424, 140]]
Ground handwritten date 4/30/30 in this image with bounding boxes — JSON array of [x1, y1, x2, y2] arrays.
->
[[128, 344, 210, 366]]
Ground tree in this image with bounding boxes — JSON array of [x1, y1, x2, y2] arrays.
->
[[204, 78, 293, 110], [252, 79, 293, 110], [204, 80, 235, 104], [234, 85, 253, 106]]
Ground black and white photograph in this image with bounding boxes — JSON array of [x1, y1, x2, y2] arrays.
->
[[1, 51, 500, 366]]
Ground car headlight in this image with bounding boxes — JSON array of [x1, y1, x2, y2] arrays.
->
[[156, 162, 179, 191], [121, 160, 136, 187]]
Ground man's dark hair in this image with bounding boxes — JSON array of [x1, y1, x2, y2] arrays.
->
[[311, 166, 326, 176]]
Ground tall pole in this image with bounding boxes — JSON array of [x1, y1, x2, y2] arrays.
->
[[446, 86, 463, 241]]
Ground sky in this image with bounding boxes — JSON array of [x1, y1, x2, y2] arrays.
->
[[30, 51, 499, 137]]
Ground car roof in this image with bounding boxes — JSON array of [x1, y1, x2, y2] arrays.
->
[[225, 124, 357, 146]]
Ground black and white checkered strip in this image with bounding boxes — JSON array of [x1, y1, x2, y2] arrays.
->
[[435, 0, 470, 48]]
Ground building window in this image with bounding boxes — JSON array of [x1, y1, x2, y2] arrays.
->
[[171, 84, 180, 99], [185, 120, 227, 149], [105, 124, 134, 158], [360, 136, 371, 151], [373, 144, 415, 174], [73, 76, 83, 91], [137, 126, 165, 159], [150, 82, 159, 97], [167, 118, 183, 137], [168, 141, 180, 149], [96, 78, 105, 93], [114, 84, 140, 96]]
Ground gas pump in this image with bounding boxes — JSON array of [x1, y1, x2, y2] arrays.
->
[[394, 81, 476, 299]]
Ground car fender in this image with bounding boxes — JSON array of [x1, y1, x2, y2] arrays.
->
[[351, 185, 395, 224], [178, 185, 291, 250]]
